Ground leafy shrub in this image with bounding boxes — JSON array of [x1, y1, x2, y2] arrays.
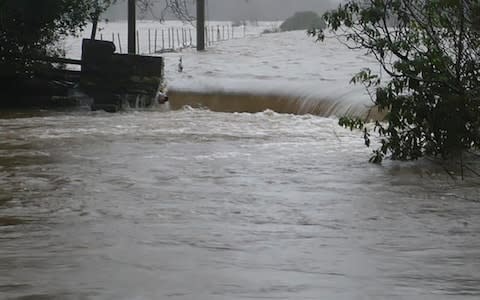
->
[[324, 0, 480, 163], [280, 11, 325, 32]]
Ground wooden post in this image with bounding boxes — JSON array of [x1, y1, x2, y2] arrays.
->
[[179, 28, 182, 47], [154, 29, 157, 53], [90, 5, 100, 40], [117, 33, 123, 53], [162, 29, 165, 50], [168, 28, 171, 49], [175, 28, 182, 49], [111, 32, 115, 50], [136, 30, 140, 53], [197, 0, 205, 51], [176, 28, 180, 49], [181, 28, 185, 47], [204, 27, 208, 46], [184, 28, 187, 47], [128, 0, 136, 54], [181, 28, 184, 47], [222, 25, 225, 40], [148, 29, 151, 54]]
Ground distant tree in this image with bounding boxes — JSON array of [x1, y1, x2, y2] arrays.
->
[[321, 0, 480, 163], [280, 11, 325, 32]]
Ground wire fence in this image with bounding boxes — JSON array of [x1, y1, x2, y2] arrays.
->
[[98, 24, 247, 55]]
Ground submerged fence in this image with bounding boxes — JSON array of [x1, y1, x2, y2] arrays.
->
[[98, 24, 247, 55]]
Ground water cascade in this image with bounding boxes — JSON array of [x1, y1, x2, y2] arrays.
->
[[168, 84, 386, 121]]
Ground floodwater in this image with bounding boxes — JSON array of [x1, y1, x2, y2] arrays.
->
[[0, 108, 479, 300]]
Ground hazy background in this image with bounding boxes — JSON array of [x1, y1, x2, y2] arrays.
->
[[104, 0, 340, 21]]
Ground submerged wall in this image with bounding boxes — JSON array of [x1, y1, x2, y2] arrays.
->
[[168, 89, 386, 121]]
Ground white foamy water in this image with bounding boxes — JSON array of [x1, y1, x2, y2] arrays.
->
[[2, 21, 477, 299], [0, 109, 479, 300]]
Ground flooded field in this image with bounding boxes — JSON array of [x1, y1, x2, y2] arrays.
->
[[1, 109, 479, 299]]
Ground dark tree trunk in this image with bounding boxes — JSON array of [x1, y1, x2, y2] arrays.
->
[[90, 14, 99, 40], [196, 0, 205, 51], [128, 0, 136, 54]]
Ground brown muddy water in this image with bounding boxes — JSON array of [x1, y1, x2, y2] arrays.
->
[[0, 108, 479, 300]]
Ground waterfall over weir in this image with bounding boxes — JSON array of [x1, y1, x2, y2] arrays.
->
[[65, 22, 386, 119], [167, 87, 385, 121]]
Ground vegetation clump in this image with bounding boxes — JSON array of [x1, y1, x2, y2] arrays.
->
[[0, 0, 115, 106], [321, 0, 480, 163], [280, 11, 325, 32], [0, 0, 114, 79]]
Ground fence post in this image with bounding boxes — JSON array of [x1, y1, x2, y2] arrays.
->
[[148, 29, 151, 54], [162, 29, 165, 51], [189, 28, 193, 46], [117, 33, 122, 53], [183, 28, 186, 47], [136, 30, 139, 53], [205, 27, 208, 46], [168, 28, 171, 49], [182, 28, 186, 47], [176, 28, 180, 49], [154, 29, 157, 53], [180, 28, 183, 47]]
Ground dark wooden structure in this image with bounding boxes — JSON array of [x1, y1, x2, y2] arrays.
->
[[81, 39, 166, 112], [23, 39, 166, 112], [3, 0, 166, 110], [79, 0, 166, 111]]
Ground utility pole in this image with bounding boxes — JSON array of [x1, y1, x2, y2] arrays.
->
[[128, 0, 136, 54], [90, 1, 100, 40], [196, 0, 205, 51]]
